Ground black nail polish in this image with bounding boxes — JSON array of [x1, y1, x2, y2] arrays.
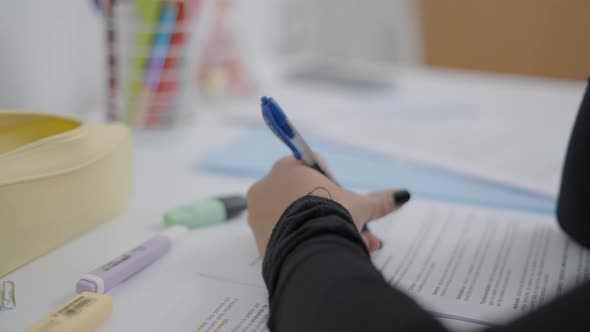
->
[[378, 240, 384, 250], [393, 190, 411, 205]]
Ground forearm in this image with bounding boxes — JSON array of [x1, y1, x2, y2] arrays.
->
[[262, 196, 445, 332]]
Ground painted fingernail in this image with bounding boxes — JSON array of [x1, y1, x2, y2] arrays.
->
[[393, 190, 411, 205], [378, 240, 384, 250]]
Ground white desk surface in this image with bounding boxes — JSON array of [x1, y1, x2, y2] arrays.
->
[[1, 66, 586, 330]]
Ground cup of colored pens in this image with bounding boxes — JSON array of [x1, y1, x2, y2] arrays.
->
[[97, 0, 202, 129]]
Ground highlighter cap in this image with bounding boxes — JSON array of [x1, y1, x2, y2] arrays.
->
[[76, 279, 98, 293], [219, 195, 248, 219], [163, 195, 247, 229]]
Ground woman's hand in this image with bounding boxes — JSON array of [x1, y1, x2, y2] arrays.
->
[[247, 156, 410, 256]]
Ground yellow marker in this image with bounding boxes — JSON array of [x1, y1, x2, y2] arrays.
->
[[26, 292, 113, 332]]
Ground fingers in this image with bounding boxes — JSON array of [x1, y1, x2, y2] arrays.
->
[[357, 190, 410, 253], [393, 190, 411, 206], [272, 156, 305, 169], [364, 189, 411, 222], [311, 152, 339, 184], [360, 231, 382, 253], [350, 189, 411, 230]]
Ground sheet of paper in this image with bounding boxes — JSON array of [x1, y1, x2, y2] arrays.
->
[[102, 275, 269, 331], [195, 200, 590, 329], [100, 222, 269, 331], [216, 76, 583, 196], [370, 200, 590, 327], [295, 93, 578, 197], [96, 199, 589, 331]]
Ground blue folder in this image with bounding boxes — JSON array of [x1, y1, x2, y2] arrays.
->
[[199, 128, 555, 215]]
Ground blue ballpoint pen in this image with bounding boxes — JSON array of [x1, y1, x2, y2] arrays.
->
[[261, 96, 335, 181], [261, 96, 369, 232]]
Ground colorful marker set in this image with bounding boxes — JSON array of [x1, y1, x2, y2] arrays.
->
[[96, 0, 202, 128]]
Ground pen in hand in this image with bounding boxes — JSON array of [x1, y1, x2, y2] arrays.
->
[[260, 96, 337, 182], [260, 96, 411, 237], [260, 96, 372, 228]]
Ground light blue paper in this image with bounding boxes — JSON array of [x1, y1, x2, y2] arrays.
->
[[200, 129, 555, 214]]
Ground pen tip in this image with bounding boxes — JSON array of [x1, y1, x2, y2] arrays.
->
[[261, 96, 270, 104]]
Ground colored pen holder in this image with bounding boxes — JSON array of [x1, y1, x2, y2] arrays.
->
[[102, 0, 199, 129]]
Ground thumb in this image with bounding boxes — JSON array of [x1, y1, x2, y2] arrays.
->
[[361, 231, 383, 253], [360, 189, 411, 225]]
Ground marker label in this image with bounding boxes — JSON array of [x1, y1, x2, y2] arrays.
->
[[26, 292, 113, 332], [55, 296, 96, 317], [101, 254, 132, 272]]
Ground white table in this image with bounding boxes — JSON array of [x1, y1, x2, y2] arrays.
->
[[1, 67, 586, 330]]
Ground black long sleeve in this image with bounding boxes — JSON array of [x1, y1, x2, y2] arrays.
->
[[557, 78, 590, 248], [262, 196, 590, 332]]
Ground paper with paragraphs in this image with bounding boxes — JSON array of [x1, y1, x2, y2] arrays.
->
[[100, 200, 589, 330], [370, 200, 590, 327], [191, 200, 590, 329]]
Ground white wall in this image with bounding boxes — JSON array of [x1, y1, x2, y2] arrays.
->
[[0, 0, 422, 117], [0, 0, 104, 115], [0, 0, 273, 117]]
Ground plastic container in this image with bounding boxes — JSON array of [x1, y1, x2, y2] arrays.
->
[[102, 0, 198, 128], [0, 112, 132, 277]]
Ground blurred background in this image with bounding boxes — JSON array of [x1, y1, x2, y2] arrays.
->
[[0, 0, 589, 117]]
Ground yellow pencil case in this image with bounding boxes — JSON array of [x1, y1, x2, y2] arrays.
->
[[0, 112, 132, 277]]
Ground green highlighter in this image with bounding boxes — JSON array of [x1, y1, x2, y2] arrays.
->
[[164, 195, 248, 228]]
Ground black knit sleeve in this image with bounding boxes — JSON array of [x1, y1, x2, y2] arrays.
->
[[262, 195, 446, 331], [261, 195, 590, 332]]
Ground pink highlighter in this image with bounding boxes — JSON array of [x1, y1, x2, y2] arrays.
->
[[76, 195, 247, 293]]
